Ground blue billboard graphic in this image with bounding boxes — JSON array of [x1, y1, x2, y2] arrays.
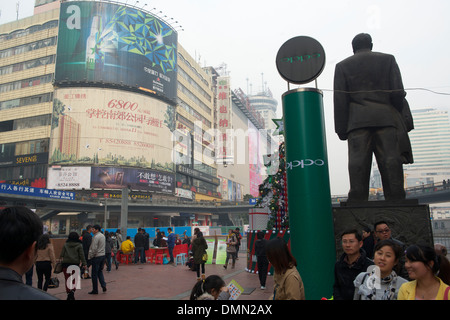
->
[[0, 183, 75, 200], [55, 1, 178, 103]]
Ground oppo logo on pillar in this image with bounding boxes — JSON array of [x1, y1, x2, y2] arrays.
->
[[286, 159, 325, 170]]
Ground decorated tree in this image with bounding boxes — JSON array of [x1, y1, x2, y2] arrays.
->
[[255, 142, 288, 229]]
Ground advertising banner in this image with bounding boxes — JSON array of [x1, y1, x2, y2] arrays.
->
[[49, 88, 175, 172], [55, 1, 177, 103], [91, 166, 174, 194], [205, 238, 215, 264], [0, 183, 75, 200], [216, 76, 233, 164], [248, 120, 263, 197], [47, 166, 91, 190], [215, 238, 228, 265]]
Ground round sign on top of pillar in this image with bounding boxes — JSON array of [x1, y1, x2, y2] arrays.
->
[[276, 36, 326, 85]]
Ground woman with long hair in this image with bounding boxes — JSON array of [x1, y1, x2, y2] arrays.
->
[[191, 231, 208, 281], [35, 233, 56, 291], [398, 244, 450, 300], [266, 237, 305, 300]]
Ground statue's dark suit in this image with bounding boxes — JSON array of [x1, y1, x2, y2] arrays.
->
[[334, 48, 413, 201]]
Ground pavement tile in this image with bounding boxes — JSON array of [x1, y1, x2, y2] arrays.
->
[[31, 252, 274, 301]]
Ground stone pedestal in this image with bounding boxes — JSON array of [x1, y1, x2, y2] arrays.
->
[[332, 200, 433, 258]]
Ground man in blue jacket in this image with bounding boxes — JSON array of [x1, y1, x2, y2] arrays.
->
[[167, 228, 176, 265]]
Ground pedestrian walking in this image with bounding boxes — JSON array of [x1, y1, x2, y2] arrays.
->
[[35, 233, 56, 291], [255, 231, 269, 289], [104, 231, 112, 271], [234, 227, 242, 260], [60, 231, 86, 300], [87, 225, 107, 294], [110, 232, 120, 270], [223, 229, 237, 270], [192, 231, 208, 281], [82, 226, 92, 279]]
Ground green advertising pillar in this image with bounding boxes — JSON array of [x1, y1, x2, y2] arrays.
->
[[276, 36, 335, 299], [282, 88, 335, 300]]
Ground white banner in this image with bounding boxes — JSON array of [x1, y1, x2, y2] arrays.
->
[[47, 166, 91, 190]]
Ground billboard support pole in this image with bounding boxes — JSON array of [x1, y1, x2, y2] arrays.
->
[[120, 187, 128, 239]]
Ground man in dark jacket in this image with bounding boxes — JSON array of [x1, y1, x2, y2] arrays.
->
[[0, 206, 58, 300], [82, 225, 93, 278], [134, 228, 146, 264], [333, 229, 373, 300], [255, 231, 269, 289], [334, 33, 413, 202]]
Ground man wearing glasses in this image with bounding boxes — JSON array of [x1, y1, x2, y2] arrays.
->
[[374, 221, 408, 279]]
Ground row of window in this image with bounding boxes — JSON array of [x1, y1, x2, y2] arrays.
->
[[177, 97, 212, 128], [0, 55, 56, 76], [178, 82, 211, 115], [0, 114, 51, 133], [0, 164, 47, 181], [0, 36, 57, 59], [178, 65, 212, 102], [0, 139, 49, 159], [177, 52, 210, 88], [0, 20, 58, 42], [0, 73, 53, 94], [0, 92, 53, 111]]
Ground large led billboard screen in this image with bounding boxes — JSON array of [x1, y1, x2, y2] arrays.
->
[[49, 87, 175, 172], [55, 1, 177, 103]]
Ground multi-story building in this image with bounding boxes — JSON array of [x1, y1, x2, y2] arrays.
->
[[247, 89, 278, 131], [370, 107, 450, 192], [0, 0, 267, 230], [404, 108, 450, 187], [0, 7, 58, 188]]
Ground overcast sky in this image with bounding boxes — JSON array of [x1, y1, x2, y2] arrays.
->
[[1, 0, 450, 195]]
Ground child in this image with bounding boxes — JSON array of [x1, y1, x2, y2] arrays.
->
[[190, 275, 230, 300]]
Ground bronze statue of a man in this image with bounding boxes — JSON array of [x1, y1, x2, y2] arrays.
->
[[334, 33, 414, 202]]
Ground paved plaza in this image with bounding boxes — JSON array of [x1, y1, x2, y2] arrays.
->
[[30, 251, 274, 300]]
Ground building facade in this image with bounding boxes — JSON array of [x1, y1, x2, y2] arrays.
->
[[247, 89, 278, 131], [0, 0, 266, 232], [403, 108, 450, 187]]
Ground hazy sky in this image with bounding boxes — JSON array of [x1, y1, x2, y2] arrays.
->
[[1, 0, 450, 195]]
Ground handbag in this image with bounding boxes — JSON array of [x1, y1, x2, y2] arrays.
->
[[54, 262, 63, 274], [48, 277, 59, 289], [202, 252, 208, 262]]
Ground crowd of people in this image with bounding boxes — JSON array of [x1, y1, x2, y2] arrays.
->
[[333, 221, 450, 300], [1, 206, 450, 301]]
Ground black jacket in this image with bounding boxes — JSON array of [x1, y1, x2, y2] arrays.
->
[[254, 239, 267, 257], [333, 49, 413, 164], [134, 232, 146, 248], [0, 267, 58, 300], [333, 249, 374, 300]]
